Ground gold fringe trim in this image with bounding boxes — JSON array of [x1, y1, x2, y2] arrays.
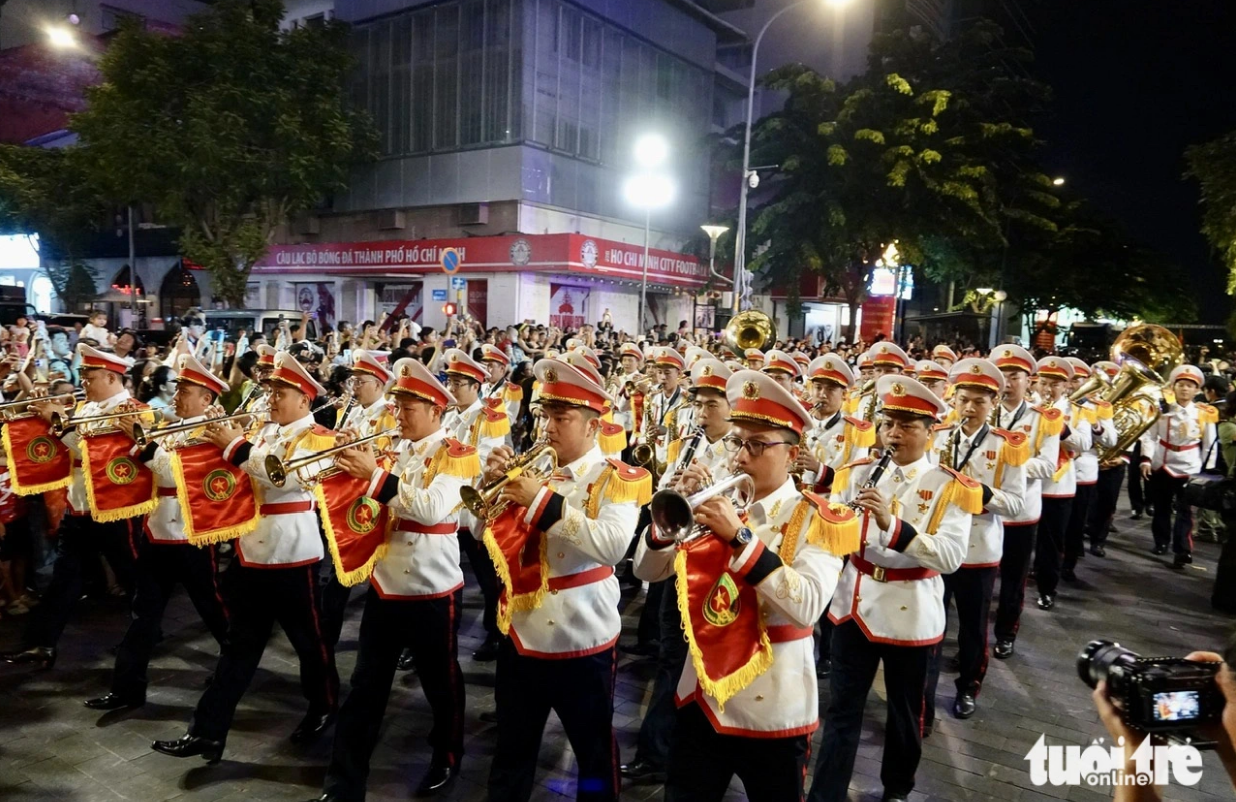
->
[[483, 518, 550, 636], [1036, 407, 1064, 438], [80, 440, 156, 522], [673, 548, 774, 711], [598, 427, 627, 455], [780, 500, 809, 565], [1, 423, 70, 496], [926, 477, 983, 535], [848, 421, 876, 450], [1094, 401, 1114, 421], [999, 434, 1031, 468], [479, 414, 511, 439], [1198, 403, 1219, 426], [429, 444, 482, 481], [806, 504, 862, 556], [1052, 458, 1072, 484], [170, 451, 260, 546], [833, 465, 852, 495], [502, 384, 524, 403], [602, 465, 652, 506], [312, 483, 389, 586], [666, 438, 683, 466]]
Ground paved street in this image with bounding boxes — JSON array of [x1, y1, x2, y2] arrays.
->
[[0, 500, 1233, 802]]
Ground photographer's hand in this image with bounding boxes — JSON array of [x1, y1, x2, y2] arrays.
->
[[1184, 651, 1236, 791], [1094, 681, 1161, 802]]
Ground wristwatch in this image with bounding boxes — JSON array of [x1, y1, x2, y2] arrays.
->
[[732, 526, 754, 550]]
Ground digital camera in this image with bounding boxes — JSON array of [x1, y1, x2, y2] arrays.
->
[[1078, 640, 1226, 736]]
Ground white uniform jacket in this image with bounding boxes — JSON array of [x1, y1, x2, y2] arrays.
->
[[633, 478, 844, 737], [366, 428, 474, 600], [342, 397, 396, 439], [995, 400, 1062, 525], [927, 424, 1027, 567], [1140, 402, 1218, 478], [806, 412, 875, 490], [1042, 398, 1092, 499], [445, 399, 507, 535], [135, 414, 209, 544], [1071, 400, 1118, 485], [224, 414, 332, 567], [509, 446, 641, 659], [829, 455, 972, 645], [611, 371, 645, 433]]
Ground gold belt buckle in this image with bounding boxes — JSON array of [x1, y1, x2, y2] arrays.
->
[[871, 565, 887, 582]]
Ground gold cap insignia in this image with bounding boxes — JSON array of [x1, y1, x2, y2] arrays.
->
[[399, 363, 414, 377], [1003, 349, 1013, 358], [970, 364, 983, 374], [544, 368, 558, 383], [700, 365, 713, 377], [449, 353, 459, 362], [742, 380, 760, 400], [891, 382, 906, 396], [880, 345, 890, 354]]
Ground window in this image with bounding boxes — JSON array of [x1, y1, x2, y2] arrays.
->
[[101, 6, 143, 33]]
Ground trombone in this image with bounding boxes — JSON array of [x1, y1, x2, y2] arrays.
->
[[0, 390, 83, 420], [133, 410, 259, 448], [265, 426, 399, 488], [51, 406, 164, 437]]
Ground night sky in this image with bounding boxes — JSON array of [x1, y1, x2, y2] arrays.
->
[[1025, 0, 1236, 324]]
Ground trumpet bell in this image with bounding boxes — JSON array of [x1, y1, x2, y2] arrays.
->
[[1097, 324, 1184, 462], [649, 473, 756, 544], [1067, 370, 1111, 405], [266, 454, 288, 488], [458, 441, 558, 522], [723, 311, 773, 354]]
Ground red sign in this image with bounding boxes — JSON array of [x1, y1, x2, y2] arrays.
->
[[252, 234, 709, 289], [467, 279, 488, 327], [860, 296, 897, 342]]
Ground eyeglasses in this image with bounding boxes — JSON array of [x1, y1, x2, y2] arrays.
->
[[721, 435, 795, 457], [691, 399, 725, 411]]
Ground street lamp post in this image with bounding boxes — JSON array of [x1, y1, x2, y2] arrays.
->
[[733, 0, 850, 315], [625, 135, 675, 338]]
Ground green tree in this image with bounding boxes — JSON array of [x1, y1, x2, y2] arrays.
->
[[71, 0, 377, 306], [1185, 131, 1236, 293], [0, 146, 105, 308]]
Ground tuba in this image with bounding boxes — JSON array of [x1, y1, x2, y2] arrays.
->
[[460, 440, 558, 521], [649, 472, 756, 545], [723, 310, 773, 354], [1067, 369, 1112, 406], [1097, 324, 1183, 462]]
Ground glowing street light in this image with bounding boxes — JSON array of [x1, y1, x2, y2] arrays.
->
[[701, 225, 730, 288], [1052, 176, 1066, 186], [46, 25, 78, 49], [624, 134, 675, 336]]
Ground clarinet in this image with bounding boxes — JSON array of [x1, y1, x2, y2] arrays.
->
[[676, 426, 706, 473], [848, 448, 895, 511]]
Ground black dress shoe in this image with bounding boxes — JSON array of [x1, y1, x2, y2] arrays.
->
[[397, 648, 416, 672], [620, 757, 667, 785], [151, 733, 223, 763], [993, 639, 1014, 659], [1172, 553, 1193, 569], [1090, 545, 1106, 557], [816, 658, 832, 679], [415, 759, 460, 797], [1108, 523, 1117, 533], [1130, 509, 1143, 520], [84, 692, 145, 710], [1, 646, 55, 669], [479, 709, 498, 724], [953, 693, 977, 719], [1152, 545, 1169, 555], [1061, 567, 1077, 582], [922, 720, 933, 738], [472, 634, 502, 662], [1036, 594, 1055, 611], [305, 795, 341, 802], [882, 792, 910, 801], [1145, 505, 1155, 517], [290, 709, 337, 744], [618, 640, 659, 657]]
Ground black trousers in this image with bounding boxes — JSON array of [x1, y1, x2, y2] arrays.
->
[[1034, 496, 1073, 597], [1128, 443, 1146, 512], [634, 578, 687, 768], [460, 530, 500, 637], [817, 613, 835, 664], [1215, 509, 1236, 612], [924, 565, 998, 725], [994, 521, 1036, 643], [112, 539, 230, 699], [319, 570, 352, 651], [1149, 471, 1194, 555], [1062, 483, 1096, 571], [189, 560, 339, 743], [809, 620, 931, 802], [324, 587, 465, 801], [26, 513, 137, 649], [1088, 465, 1126, 548], [487, 639, 619, 802], [638, 579, 668, 646], [666, 701, 811, 802]]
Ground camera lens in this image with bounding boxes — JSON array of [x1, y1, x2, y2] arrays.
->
[[1077, 639, 1140, 692]]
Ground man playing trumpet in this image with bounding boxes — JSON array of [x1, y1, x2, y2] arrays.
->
[[482, 354, 646, 802], [633, 369, 856, 801], [311, 357, 481, 801]]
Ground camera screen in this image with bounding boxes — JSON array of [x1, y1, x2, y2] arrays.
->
[[1153, 690, 1201, 722]]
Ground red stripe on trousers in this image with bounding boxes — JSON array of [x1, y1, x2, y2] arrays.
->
[[304, 567, 335, 708]]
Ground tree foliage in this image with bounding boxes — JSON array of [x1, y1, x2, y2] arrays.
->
[[70, 0, 377, 306], [1185, 132, 1236, 294]]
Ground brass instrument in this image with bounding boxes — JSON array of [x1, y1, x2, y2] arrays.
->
[[1096, 324, 1184, 462], [133, 410, 258, 448], [1067, 370, 1112, 406], [938, 428, 960, 470], [265, 426, 399, 488], [723, 310, 773, 353], [857, 379, 878, 423], [51, 406, 163, 437], [0, 390, 83, 419], [604, 365, 626, 396], [459, 440, 558, 521], [649, 472, 756, 545]]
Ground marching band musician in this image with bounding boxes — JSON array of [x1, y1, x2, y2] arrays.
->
[[310, 357, 481, 801], [932, 345, 958, 371], [84, 353, 231, 710], [1033, 356, 1088, 613], [3, 345, 152, 670], [154, 352, 341, 762], [633, 369, 853, 800], [443, 347, 510, 663], [479, 343, 522, 433], [1087, 361, 1125, 557], [990, 345, 1062, 660], [650, 347, 688, 472], [853, 343, 911, 422], [611, 342, 646, 448], [922, 359, 1027, 726], [1060, 358, 1116, 581], [914, 360, 949, 400], [760, 348, 802, 394], [810, 375, 978, 802], [621, 356, 734, 787], [481, 357, 646, 802], [1139, 364, 1218, 568], [744, 348, 765, 371]]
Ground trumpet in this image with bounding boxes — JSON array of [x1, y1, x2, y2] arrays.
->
[[459, 440, 558, 522], [51, 406, 163, 437], [648, 472, 756, 545], [0, 390, 83, 419], [133, 410, 258, 448], [265, 426, 400, 488]]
